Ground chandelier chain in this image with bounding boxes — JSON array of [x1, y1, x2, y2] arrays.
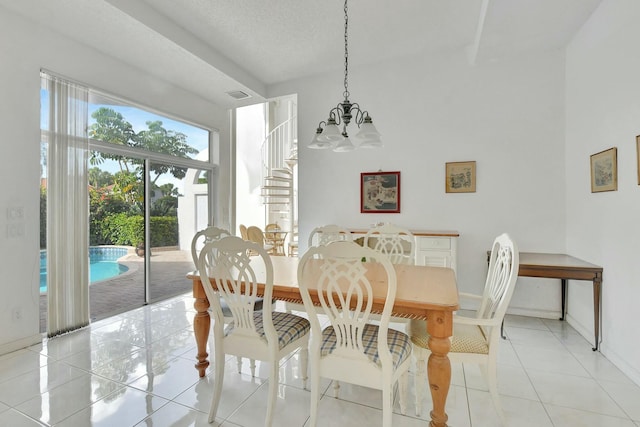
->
[[343, 0, 349, 100], [309, 0, 381, 151]]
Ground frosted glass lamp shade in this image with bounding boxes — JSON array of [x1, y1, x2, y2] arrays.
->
[[318, 123, 343, 142], [309, 131, 333, 149], [333, 136, 355, 152], [355, 121, 381, 140], [358, 135, 383, 149]]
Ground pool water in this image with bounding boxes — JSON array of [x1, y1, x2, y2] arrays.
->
[[40, 247, 129, 293]]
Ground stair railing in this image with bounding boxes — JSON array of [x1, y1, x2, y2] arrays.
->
[[261, 115, 297, 180]]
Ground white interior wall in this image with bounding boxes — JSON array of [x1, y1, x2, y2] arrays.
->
[[0, 7, 230, 354], [565, 0, 640, 384], [236, 103, 267, 233], [270, 49, 568, 315]]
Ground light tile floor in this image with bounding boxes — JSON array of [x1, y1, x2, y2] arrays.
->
[[1, 294, 639, 426]]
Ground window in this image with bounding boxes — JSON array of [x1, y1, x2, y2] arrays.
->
[[40, 71, 219, 331]]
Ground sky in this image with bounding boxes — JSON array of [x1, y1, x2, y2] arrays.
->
[[41, 88, 210, 194]]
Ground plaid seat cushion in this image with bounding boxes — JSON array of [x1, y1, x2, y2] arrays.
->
[[320, 323, 411, 369], [409, 319, 489, 354], [225, 311, 310, 350]]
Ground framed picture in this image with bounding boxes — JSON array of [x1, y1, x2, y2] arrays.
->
[[445, 161, 476, 193], [360, 171, 400, 213], [637, 135, 640, 185], [590, 147, 617, 192]]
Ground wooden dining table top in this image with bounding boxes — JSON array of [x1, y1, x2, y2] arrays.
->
[[188, 256, 459, 318]]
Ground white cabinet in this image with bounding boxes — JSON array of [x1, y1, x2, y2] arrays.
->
[[349, 228, 459, 275], [414, 232, 458, 275]]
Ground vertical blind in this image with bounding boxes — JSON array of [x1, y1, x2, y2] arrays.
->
[[43, 72, 90, 336]]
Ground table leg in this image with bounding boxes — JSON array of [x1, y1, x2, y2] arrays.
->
[[560, 279, 567, 321], [193, 296, 210, 377], [427, 310, 453, 427], [593, 274, 602, 351]]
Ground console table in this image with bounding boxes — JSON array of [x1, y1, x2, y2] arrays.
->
[[491, 252, 603, 351]]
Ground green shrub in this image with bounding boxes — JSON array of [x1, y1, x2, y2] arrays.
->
[[97, 213, 178, 247]]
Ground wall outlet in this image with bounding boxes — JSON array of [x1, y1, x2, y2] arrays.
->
[[7, 224, 25, 238], [7, 206, 24, 221], [12, 308, 22, 322]]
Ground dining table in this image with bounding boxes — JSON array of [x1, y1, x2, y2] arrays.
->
[[187, 256, 459, 427]]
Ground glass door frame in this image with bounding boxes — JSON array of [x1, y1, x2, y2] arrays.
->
[[89, 138, 217, 304]]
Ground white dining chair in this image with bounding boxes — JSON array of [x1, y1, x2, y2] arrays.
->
[[298, 241, 412, 427], [308, 224, 353, 247], [198, 236, 310, 426], [191, 226, 260, 374], [364, 223, 415, 327], [409, 233, 519, 425], [364, 223, 415, 265], [284, 224, 355, 314]]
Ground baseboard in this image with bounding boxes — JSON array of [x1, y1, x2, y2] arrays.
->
[[458, 301, 560, 320], [599, 345, 640, 387], [564, 313, 592, 341], [0, 333, 43, 357], [505, 306, 560, 319]]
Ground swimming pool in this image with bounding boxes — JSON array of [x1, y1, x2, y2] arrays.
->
[[39, 246, 130, 293]]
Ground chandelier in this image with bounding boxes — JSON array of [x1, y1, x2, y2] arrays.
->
[[309, 0, 382, 152]]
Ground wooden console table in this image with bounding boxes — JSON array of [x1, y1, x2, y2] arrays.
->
[[491, 252, 603, 351]]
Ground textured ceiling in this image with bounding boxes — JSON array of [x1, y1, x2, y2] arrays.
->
[[1, 0, 602, 108]]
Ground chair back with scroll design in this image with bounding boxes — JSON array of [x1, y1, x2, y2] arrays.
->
[[191, 226, 232, 270], [308, 224, 353, 247], [198, 236, 310, 426], [364, 223, 415, 265], [298, 241, 412, 427]]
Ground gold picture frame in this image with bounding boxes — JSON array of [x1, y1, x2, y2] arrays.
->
[[637, 135, 640, 185], [590, 147, 617, 193], [445, 161, 476, 193]]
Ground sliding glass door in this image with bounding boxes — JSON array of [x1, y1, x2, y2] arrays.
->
[[88, 153, 146, 318], [147, 162, 210, 302], [41, 72, 217, 328]]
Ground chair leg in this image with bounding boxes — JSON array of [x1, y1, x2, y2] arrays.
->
[[333, 380, 340, 398], [300, 347, 309, 390], [250, 358, 256, 378], [486, 360, 507, 426], [398, 372, 408, 415], [309, 365, 320, 427], [208, 345, 226, 423], [265, 361, 279, 427], [382, 382, 393, 427], [414, 350, 427, 417]]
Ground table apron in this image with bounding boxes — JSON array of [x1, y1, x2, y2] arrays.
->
[[518, 267, 601, 282]]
